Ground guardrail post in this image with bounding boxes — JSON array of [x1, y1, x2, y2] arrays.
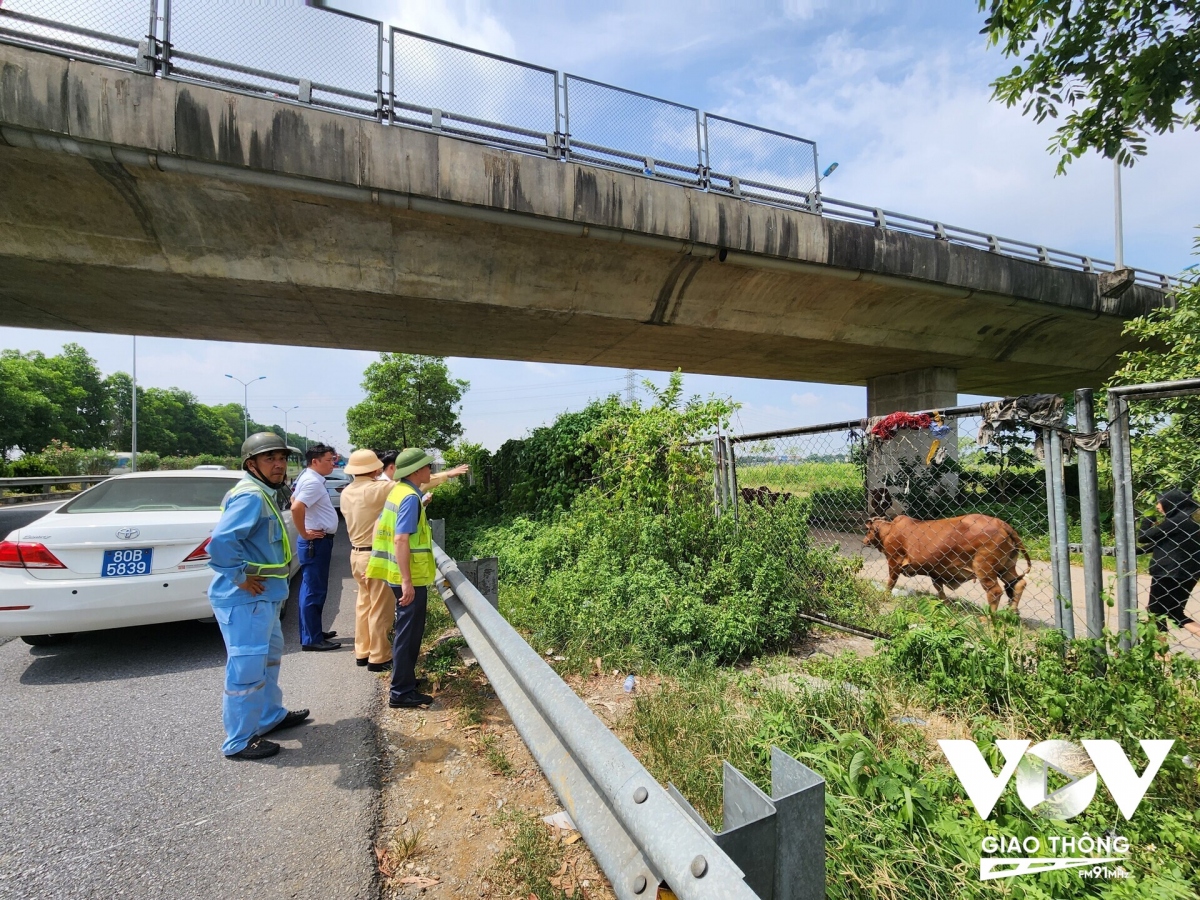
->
[[668, 748, 826, 900], [1075, 389, 1105, 645], [457, 556, 499, 609], [429, 518, 445, 551], [1107, 393, 1136, 650]]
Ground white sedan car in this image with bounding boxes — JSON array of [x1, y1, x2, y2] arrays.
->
[[0, 470, 299, 646]]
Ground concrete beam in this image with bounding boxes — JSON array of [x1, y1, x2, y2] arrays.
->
[[0, 44, 1171, 394]]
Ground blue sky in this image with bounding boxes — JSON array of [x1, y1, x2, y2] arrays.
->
[[3, 0, 1198, 450]]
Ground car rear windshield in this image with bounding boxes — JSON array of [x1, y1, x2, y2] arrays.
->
[[61, 477, 235, 513]]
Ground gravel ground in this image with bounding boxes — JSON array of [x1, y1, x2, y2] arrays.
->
[[0, 527, 381, 900]]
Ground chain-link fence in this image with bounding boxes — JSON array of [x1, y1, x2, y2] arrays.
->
[[564, 75, 704, 185], [0, 0, 150, 69], [718, 409, 1069, 632], [165, 0, 382, 117], [712, 388, 1200, 660], [390, 28, 557, 155], [704, 114, 819, 209], [1110, 380, 1200, 658]]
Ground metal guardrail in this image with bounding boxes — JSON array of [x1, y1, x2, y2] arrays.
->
[[0, 0, 1179, 290], [434, 544, 826, 899], [0, 474, 111, 487]]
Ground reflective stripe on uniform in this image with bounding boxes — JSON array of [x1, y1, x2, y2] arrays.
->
[[224, 682, 265, 697], [221, 477, 293, 577]]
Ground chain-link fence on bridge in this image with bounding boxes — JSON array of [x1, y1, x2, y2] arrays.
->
[[712, 388, 1200, 659]]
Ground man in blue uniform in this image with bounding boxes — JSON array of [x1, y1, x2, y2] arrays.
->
[[207, 433, 310, 760]]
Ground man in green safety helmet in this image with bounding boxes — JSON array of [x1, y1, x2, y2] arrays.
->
[[206, 432, 310, 760]]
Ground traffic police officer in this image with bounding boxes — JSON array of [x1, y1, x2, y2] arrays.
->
[[207, 433, 310, 760]]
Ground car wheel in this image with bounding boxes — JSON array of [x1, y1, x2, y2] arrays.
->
[[20, 634, 74, 647]]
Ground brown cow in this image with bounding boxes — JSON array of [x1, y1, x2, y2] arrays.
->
[[863, 514, 1031, 612]]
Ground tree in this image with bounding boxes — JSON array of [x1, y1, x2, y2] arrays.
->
[[0, 345, 106, 456], [345, 354, 468, 451], [1110, 249, 1200, 495], [0, 350, 56, 457], [980, 1, 1200, 170]]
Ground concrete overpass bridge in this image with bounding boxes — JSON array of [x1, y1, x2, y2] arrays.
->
[[0, 2, 1176, 414]]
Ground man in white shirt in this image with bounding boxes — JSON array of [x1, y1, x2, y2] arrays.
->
[[290, 443, 342, 651]]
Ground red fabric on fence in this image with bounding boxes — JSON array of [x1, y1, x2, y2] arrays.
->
[[869, 412, 934, 440]]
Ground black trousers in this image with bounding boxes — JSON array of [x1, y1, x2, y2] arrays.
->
[[389, 584, 428, 701], [1147, 575, 1199, 627]]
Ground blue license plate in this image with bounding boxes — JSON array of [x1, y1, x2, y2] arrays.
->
[[101, 548, 153, 577]]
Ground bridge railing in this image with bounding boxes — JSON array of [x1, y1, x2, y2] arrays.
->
[[0, 0, 1177, 291]]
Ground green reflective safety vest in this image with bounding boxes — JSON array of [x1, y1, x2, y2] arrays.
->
[[220, 477, 293, 579], [366, 480, 435, 587]]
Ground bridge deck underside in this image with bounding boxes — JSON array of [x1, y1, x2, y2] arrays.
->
[[0, 145, 1135, 395]]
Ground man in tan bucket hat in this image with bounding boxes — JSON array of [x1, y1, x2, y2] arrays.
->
[[340, 449, 396, 671]]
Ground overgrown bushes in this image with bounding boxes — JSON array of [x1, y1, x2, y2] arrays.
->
[[451, 373, 877, 668]]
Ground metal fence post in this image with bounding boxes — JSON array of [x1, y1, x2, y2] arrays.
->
[[725, 436, 739, 522], [1042, 428, 1063, 628], [1107, 393, 1136, 650], [160, 0, 171, 76], [712, 437, 725, 515], [375, 22, 384, 122], [1050, 428, 1075, 638], [1075, 389, 1105, 644]]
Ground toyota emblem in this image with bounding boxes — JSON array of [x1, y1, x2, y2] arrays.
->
[[116, 527, 141, 540]]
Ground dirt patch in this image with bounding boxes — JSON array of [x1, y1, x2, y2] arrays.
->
[[375, 647, 655, 899]]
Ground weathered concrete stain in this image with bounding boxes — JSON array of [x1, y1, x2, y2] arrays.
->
[[0, 61, 70, 133], [174, 89, 216, 159], [483, 151, 534, 213], [85, 158, 159, 241]]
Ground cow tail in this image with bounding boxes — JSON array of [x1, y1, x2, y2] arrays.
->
[[1007, 523, 1032, 577]]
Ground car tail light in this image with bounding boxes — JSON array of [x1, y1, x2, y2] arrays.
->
[[10, 542, 67, 569], [0, 541, 22, 568], [183, 538, 211, 562]]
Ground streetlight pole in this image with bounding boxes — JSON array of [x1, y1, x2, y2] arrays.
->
[[274, 405, 299, 444], [131, 335, 138, 473], [1113, 157, 1125, 269], [296, 420, 312, 452], [225, 374, 266, 442]]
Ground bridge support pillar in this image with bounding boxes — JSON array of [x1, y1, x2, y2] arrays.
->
[[864, 368, 959, 518]]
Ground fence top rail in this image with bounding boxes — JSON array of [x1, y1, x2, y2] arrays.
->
[[389, 25, 558, 76], [718, 402, 991, 445], [1109, 377, 1200, 401], [704, 112, 817, 147], [0, 474, 112, 487], [0, 8, 140, 47], [302, 1, 382, 28], [564, 72, 700, 113]]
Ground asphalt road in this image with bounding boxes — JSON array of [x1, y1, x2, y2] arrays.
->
[[0, 526, 381, 899]]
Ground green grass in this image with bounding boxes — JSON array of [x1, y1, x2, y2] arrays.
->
[[625, 600, 1200, 899], [738, 461, 861, 496]]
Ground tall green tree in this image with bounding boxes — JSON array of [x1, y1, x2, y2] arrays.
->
[[0, 350, 57, 457], [1110, 243, 1200, 494], [0, 345, 106, 456], [980, 1, 1200, 170], [345, 354, 468, 451]]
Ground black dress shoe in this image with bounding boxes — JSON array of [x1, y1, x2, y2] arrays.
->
[[366, 661, 392, 672], [389, 691, 434, 709], [302, 640, 341, 652], [225, 736, 280, 760], [322, 630, 338, 639], [263, 709, 310, 735], [356, 657, 369, 667]]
